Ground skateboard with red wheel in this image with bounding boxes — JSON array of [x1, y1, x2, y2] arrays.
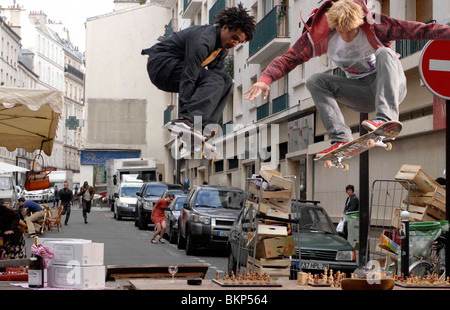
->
[[314, 121, 402, 171]]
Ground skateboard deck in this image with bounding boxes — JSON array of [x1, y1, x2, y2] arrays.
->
[[314, 121, 402, 171], [165, 122, 220, 163]]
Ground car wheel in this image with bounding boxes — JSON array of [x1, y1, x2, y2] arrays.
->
[[227, 248, 237, 274], [137, 212, 146, 230], [169, 226, 177, 244], [177, 229, 186, 250], [185, 232, 196, 256]]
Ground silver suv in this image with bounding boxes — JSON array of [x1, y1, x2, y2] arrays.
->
[[177, 185, 245, 255]]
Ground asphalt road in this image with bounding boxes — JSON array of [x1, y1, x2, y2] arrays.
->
[[24, 204, 228, 280]]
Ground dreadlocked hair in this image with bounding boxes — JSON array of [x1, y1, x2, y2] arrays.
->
[[214, 3, 256, 42]]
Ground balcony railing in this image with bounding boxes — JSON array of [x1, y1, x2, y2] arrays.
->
[[209, 0, 225, 25], [396, 20, 436, 59], [257, 102, 270, 121], [249, 5, 289, 57], [164, 107, 172, 125], [272, 93, 288, 114], [222, 120, 233, 135]]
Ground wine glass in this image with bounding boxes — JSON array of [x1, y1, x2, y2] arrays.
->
[[168, 265, 178, 283]]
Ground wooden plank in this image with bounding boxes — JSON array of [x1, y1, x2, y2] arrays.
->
[[105, 264, 209, 281]]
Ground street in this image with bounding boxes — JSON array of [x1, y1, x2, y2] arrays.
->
[[24, 204, 228, 280]]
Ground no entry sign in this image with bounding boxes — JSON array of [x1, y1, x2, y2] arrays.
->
[[419, 40, 450, 100]]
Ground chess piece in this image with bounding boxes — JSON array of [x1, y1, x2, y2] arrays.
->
[[216, 272, 220, 281], [223, 272, 229, 284]]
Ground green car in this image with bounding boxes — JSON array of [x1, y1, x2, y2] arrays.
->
[[227, 200, 358, 277]]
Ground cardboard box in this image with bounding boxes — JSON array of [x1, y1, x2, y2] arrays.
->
[[257, 224, 288, 239], [47, 265, 105, 289], [41, 238, 92, 247], [259, 166, 293, 190], [256, 236, 295, 259], [258, 201, 291, 216], [263, 198, 291, 214], [247, 257, 291, 277], [395, 164, 445, 196], [249, 182, 292, 199], [45, 241, 104, 266], [408, 192, 446, 213]]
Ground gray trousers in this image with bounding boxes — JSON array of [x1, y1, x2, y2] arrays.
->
[[306, 47, 407, 143]]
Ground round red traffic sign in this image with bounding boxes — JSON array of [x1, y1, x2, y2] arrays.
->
[[419, 40, 450, 100]]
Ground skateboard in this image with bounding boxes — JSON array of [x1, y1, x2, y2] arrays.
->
[[165, 122, 220, 163], [314, 121, 402, 171]]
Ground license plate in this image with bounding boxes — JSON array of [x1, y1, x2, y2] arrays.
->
[[218, 231, 229, 237], [299, 261, 329, 270]]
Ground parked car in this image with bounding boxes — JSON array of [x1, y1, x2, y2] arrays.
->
[[164, 195, 187, 244], [113, 180, 143, 220], [135, 182, 183, 230], [227, 200, 358, 277], [177, 185, 245, 255], [161, 188, 187, 198]]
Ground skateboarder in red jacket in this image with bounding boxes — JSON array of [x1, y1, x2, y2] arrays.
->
[[244, 0, 450, 157]]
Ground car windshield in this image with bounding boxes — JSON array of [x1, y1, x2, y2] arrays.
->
[[295, 206, 335, 234], [145, 185, 168, 197], [173, 197, 186, 211], [0, 177, 12, 190], [121, 186, 142, 198], [194, 189, 244, 209], [167, 190, 184, 196]]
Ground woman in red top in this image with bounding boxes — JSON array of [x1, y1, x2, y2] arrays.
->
[[151, 194, 175, 244]]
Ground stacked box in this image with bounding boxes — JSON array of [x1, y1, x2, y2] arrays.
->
[[44, 239, 106, 289], [246, 167, 295, 279], [394, 164, 446, 225]]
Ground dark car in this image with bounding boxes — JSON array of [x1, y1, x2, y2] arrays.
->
[[164, 195, 187, 244], [177, 185, 245, 255], [227, 200, 358, 277], [134, 182, 183, 230]]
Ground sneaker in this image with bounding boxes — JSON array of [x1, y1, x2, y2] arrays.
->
[[361, 119, 387, 131], [316, 142, 348, 158], [169, 118, 194, 133], [28, 233, 38, 238]]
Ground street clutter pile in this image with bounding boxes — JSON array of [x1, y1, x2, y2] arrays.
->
[[393, 164, 446, 225], [41, 238, 105, 289], [245, 166, 296, 280]]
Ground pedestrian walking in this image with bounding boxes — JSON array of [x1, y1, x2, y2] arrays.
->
[[151, 194, 174, 244], [59, 181, 74, 225], [75, 181, 95, 224], [53, 185, 60, 208]]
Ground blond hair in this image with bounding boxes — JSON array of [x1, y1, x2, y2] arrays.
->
[[326, 0, 365, 30]]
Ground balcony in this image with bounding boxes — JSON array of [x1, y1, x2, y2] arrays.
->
[[248, 5, 290, 64], [209, 0, 226, 25], [164, 107, 173, 125], [182, 0, 202, 20], [256, 93, 288, 121], [396, 39, 428, 59]]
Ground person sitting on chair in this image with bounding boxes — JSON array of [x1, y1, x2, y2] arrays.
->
[[18, 197, 45, 238]]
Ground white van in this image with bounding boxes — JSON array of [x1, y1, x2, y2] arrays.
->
[[113, 180, 143, 220], [0, 174, 19, 209]]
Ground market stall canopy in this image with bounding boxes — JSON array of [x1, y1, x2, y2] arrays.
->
[[0, 162, 29, 174], [0, 87, 63, 156]]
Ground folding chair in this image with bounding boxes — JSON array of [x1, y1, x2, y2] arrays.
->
[[35, 204, 49, 236], [45, 205, 64, 232]]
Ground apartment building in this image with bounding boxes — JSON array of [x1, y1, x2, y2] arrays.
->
[[160, 0, 449, 219], [0, 5, 86, 185]]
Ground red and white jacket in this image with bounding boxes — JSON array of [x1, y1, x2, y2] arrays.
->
[[259, 0, 450, 85]]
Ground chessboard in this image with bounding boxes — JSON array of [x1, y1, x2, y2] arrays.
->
[[394, 272, 450, 288], [212, 271, 283, 287], [212, 279, 282, 287], [395, 282, 450, 289]]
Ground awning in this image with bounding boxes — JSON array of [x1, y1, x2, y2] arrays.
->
[[0, 162, 29, 173], [0, 87, 63, 156]]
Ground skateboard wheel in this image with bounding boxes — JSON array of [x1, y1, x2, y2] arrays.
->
[[342, 163, 350, 172], [367, 139, 375, 148], [324, 160, 333, 169], [385, 142, 392, 151]]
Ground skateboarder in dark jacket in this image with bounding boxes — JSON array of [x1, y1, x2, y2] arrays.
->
[[244, 0, 450, 157], [142, 4, 256, 133]]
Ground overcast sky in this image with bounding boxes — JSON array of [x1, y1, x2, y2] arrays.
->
[[0, 0, 115, 52]]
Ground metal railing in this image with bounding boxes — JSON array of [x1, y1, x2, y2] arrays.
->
[[249, 5, 289, 57]]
